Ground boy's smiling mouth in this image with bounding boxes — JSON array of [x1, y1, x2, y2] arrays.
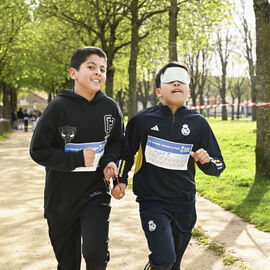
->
[[91, 79, 100, 83]]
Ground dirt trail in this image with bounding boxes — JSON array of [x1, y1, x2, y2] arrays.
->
[[0, 130, 269, 269]]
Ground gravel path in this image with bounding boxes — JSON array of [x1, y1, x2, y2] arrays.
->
[[0, 130, 269, 269]]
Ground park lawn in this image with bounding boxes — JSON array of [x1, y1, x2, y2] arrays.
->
[[195, 118, 270, 232], [0, 130, 12, 143]]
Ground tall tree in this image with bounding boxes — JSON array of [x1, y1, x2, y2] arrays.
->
[[126, 0, 168, 119], [128, 0, 140, 119], [216, 31, 232, 120], [37, 0, 130, 98], [21, 17, 79, 101], [185, 48, 209, 109], [228, 76, 246, 120], [132, 0, 231, 119], [253, 0, 270, 180], [137, 70, 153, 109], [240, 0, 256, 121], [0, 0, 30, 118], [168, 0, 179, 61], [176, 0, 231, 116]]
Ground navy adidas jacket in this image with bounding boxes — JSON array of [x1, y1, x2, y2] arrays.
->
[[117, 103, 225, 212]]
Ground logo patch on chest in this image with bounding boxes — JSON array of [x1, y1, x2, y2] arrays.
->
[[181, 124, 190, 136], [151, 125, 159, 131], [59, 125, 77, 144], [104, 115, 115, 140]]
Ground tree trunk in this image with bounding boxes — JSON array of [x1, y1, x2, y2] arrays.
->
[[115, 88, 127, 115], [248, 54, 257, 120], [105, 55, 114, 98], [254, 0, 270, 180], [216, 33, 229, 120], [168, 0, 178, 61], [199, 94, 204, 115], [221, 73, 227, 120], [142, 77, 150, 109], [2, 83, 13, 119], [206, 90, 210, 118], [237, 95, 241, 119], [11, 87, 17, 112], [128, 0, 139, 120], [242, 15, 257, 121], [191, 92, 197, 107], [251, 75, 257, 121], [231, 98, 235, 120], [151, 71, 159, 106], [48, 91, 52, 103]]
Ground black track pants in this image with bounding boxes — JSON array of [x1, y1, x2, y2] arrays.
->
[[46, 193, 111, 270], [140, 207, 197, 270]]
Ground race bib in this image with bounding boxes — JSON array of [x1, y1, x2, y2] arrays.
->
[[145, 136, 193, 170], [65, 141, 106, 172]]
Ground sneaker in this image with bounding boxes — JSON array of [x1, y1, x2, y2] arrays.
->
[[144, 261, 151, 270]]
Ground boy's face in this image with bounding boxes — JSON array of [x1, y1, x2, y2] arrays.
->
[[69, 54, 107, 95], [156, 80, 190, 108]]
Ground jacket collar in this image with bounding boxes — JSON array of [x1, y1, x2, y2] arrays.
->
[[158, 102, 188, 116]]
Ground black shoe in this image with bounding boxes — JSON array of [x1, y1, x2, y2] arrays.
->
[[144, 262, 151, 270]]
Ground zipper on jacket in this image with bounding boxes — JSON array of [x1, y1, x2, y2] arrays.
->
[[171, 115, 175, 131]]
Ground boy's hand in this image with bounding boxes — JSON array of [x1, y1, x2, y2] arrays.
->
[[111, 183, 126, 200], [83, 147, 96, 167], [103, 162, 118, 181], [190, 149, 210, 164]]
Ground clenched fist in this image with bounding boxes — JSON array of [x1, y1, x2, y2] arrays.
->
[[190, 148, 210, 164], [83, 147, 96, 167], [103, 162, 118, 181]]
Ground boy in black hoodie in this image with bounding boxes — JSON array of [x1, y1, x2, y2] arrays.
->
[[115, 62, 225, 270], [30, 46, 124, 270]]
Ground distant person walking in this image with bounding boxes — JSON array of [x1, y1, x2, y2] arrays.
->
[[11, 110, 18, 129], [17, 108, 24, 130], [23, 110, 29, 132], [30, 111, 37, 131]]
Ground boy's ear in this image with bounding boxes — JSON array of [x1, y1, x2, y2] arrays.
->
[[69, 68, 77, 80], [156, 88, 162, 98]]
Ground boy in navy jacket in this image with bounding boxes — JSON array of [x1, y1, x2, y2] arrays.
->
[[114, 62, 225, 270]]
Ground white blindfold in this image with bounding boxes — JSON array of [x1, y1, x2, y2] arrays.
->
[[160, 67, 190, 85]]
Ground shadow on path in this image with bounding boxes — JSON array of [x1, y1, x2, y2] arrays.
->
[[185, 180, 269, 270]]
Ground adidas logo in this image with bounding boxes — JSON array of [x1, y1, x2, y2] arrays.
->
[[151, 125, 159, 131]]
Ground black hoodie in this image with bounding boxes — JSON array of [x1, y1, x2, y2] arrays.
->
[[30, 89, 124, 215]]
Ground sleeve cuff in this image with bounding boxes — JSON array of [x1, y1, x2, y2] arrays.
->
[[113, 176, 128, 187], [99, 156, 116, 172]]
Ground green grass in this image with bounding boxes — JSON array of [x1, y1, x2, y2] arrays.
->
[[0, 130, 12, 143], [193, 227, 249, 269], [196, 118, 270, 232]]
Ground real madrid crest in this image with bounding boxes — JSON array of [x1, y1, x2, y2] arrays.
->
[[181, 124, 190, 136], [148, 220, 156, 232]]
